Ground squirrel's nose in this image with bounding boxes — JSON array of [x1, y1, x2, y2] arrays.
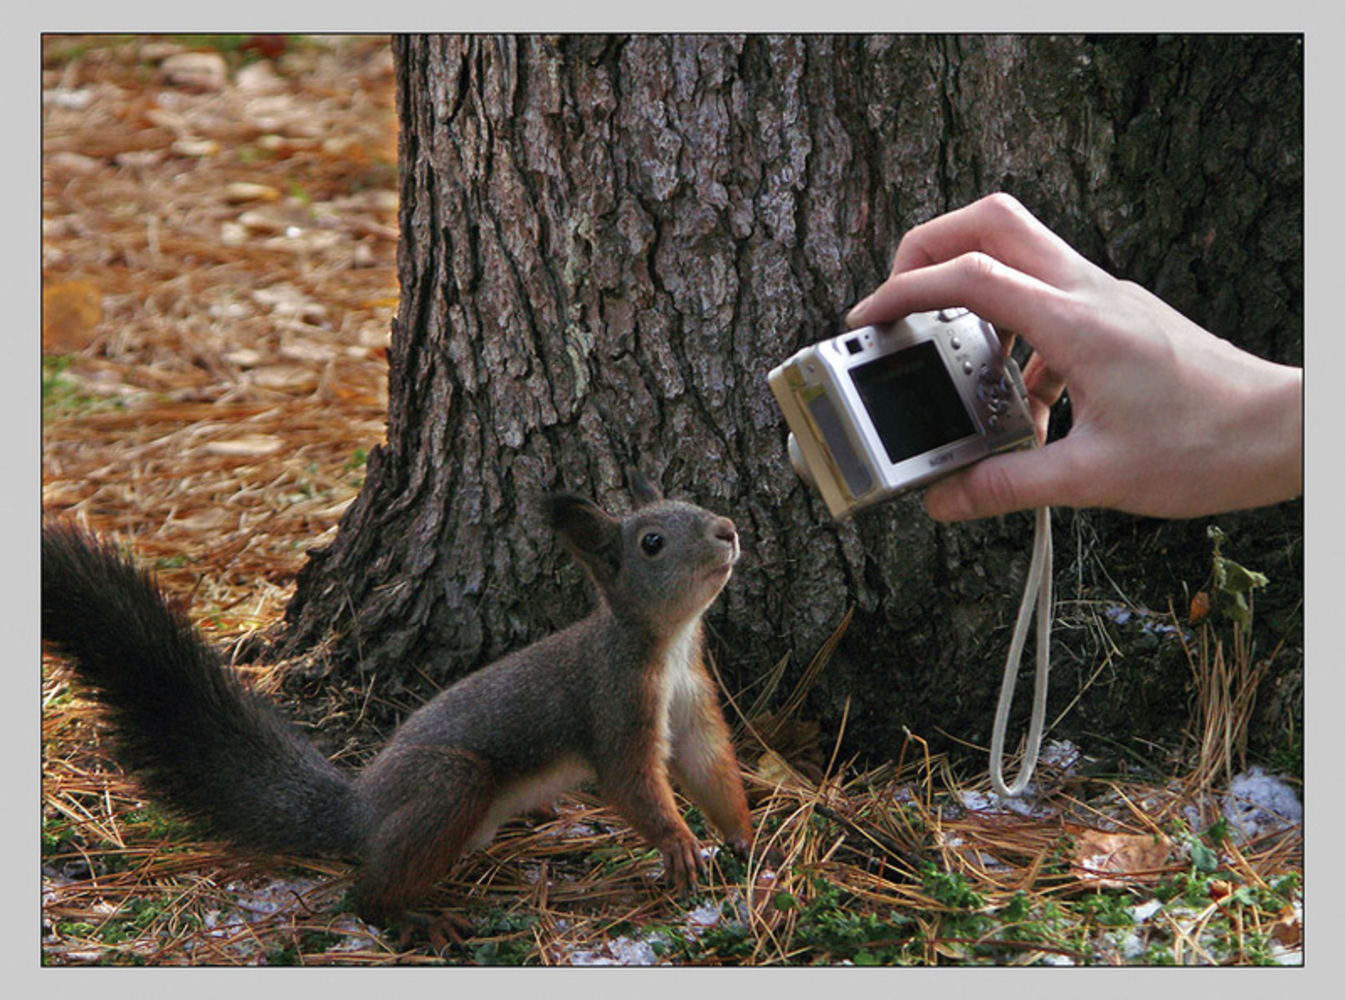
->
[[712, 517, 739, 556]]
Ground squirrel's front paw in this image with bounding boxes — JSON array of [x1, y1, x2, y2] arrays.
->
[[724, 834, 751, 857], [728, 832, 784, 868], [660, 835, 706, 894]]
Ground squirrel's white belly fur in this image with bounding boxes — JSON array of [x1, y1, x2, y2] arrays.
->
[[466, 755, 596, 852], [661, 622, 708, 762]]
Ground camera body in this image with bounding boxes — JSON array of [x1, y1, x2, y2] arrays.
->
[[768, 308, 1036, 518]]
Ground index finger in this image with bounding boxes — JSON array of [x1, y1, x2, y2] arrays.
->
[[846, 250, 1086, 374], [890, 193, 1090, 290]]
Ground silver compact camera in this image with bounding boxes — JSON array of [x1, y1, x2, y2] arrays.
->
[[768, 308, 1036, 519]]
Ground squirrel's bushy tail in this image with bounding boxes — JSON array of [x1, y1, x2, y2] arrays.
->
[[41, 521, 361, 858]]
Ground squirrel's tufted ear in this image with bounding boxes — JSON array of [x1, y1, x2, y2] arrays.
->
[[628, 470, 662, 508], [544, 493, 622, 582]]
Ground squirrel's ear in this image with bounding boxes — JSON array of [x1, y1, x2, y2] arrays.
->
[[544, 493, 622, 580], [629, 470, 662, 508]]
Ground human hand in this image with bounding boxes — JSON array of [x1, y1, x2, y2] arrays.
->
[[845, 194, 1302, 521]]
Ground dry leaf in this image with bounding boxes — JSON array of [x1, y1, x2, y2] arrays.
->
[[756, 749, 805, 788], [221, 348, 265, 368], [201, 435, 284, 457], [237, 205, 313, 236], [1189, 590, 1210, 624], [224, 182, 282, 204], [1271, 904, 1302, 948], [42, 280, 103, 354], [251, 365, 318, 391], [171, 508, 235, 532], [158, 51, 229, 92], [1071, 829, 1171, 887], [171, 138, 220, 158], [752, 709, 825, 782]]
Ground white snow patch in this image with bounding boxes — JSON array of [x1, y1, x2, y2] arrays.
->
[[1039, 739, 1082, 771], [569, 935, 664, 966], [957, 788, 1051, 817], [1223, 767, 1302, 841]]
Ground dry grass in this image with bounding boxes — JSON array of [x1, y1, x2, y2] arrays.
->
[[43, 34, 394, 633], [41, 35, 1302, 966], [1179, 600, 1290, 795], [42, 664, 1304, 965]]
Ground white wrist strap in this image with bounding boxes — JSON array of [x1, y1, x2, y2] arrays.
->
[[988, 504, 1053, 798]]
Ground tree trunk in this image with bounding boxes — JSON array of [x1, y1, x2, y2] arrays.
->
[[275, 34, 1303, 764]]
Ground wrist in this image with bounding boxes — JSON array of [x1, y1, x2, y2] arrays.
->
[[1261, 362, 1303, 504], [1217, 358, 1302, 513]]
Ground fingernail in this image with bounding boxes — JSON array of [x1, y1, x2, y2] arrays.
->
[[846, 294, 874, 327]]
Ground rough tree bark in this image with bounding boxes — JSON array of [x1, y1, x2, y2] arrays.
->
[[275, 35, 1303, 764]]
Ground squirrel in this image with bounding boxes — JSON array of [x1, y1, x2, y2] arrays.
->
[[41, 479, 755, 925]]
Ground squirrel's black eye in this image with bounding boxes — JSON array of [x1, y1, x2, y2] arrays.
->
[[640, 531, 665, 557]]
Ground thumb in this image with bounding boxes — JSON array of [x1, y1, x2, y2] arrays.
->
[[922, 441, 1083, 521]]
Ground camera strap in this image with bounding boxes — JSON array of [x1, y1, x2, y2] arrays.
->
[[988, 504, 1053, 798]]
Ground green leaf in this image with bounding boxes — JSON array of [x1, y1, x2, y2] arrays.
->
[[1206, 526, 1268, 625], [1190, 839, 1219, 873]]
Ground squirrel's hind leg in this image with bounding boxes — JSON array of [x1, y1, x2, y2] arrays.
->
[[352, 746, 494, 924]]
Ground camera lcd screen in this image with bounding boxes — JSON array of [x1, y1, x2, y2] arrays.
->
[[850, 341, 976, 465]]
